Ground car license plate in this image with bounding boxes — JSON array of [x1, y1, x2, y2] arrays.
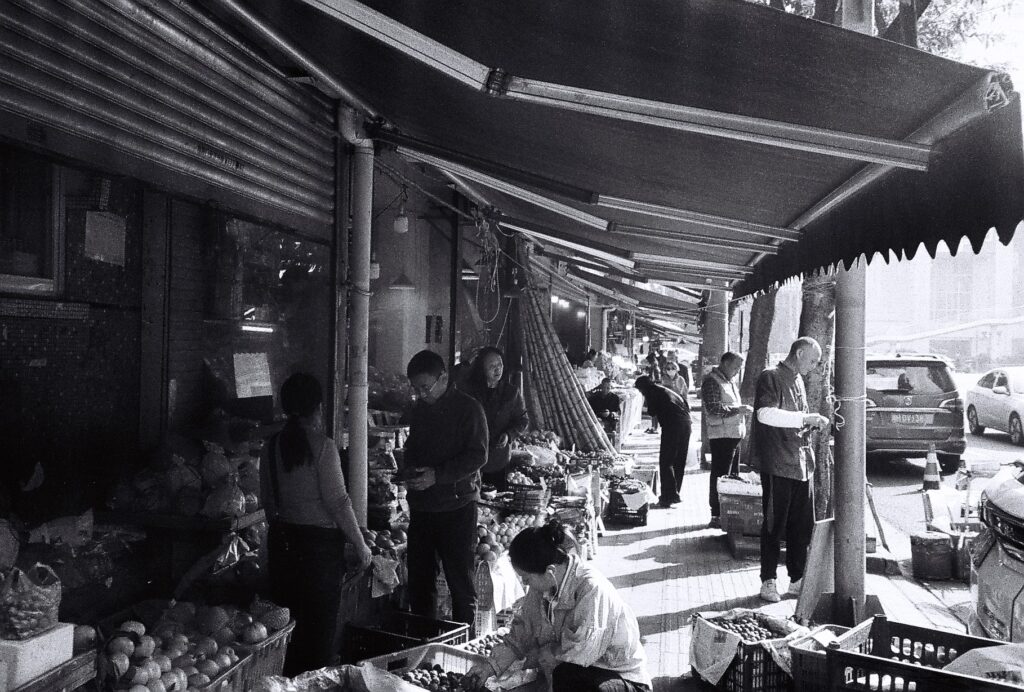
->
[[890, 412, 932, 425]]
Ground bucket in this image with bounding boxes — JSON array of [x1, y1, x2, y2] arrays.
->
[[953, 532, 978, 583], [910, 532, 953, 580]]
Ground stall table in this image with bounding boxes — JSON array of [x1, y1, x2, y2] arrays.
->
[[12, 650, 96, 692]]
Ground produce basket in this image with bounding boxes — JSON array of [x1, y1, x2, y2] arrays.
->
[[508, 484, 551, 513], [605, 487, 648, 526], [719, 479, 763, 536], [788, 624, 849, 692], [343, 611, 469, 663], [826, 615, 1014, 691], [236, 620, 295, 688], [361, 643, 486, 688], [691, 610, 806, 692]]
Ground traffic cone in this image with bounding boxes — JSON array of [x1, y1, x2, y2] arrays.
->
[[922, 444, 941, 490]]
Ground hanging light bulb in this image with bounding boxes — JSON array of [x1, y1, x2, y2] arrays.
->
[[393, 185, 410, 234], [369, 250, 381, 280]]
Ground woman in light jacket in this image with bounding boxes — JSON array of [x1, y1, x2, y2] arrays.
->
[[464, 521, 651, 692], [462, 347, 529, 491]]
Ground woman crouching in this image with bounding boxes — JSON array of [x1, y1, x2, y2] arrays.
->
[[464, 521, 651, 692]]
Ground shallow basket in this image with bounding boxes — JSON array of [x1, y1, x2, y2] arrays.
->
[[605, 490, 648, 526], [361, 642, 486, 678], [789, 624, 850, 692], [826, 615, 1014, 691], [343, 611, 469, 663], [236, 620, 295, 688]]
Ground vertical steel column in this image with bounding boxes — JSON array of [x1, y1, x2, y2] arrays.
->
[[834, 0, 872, 626], [328, 107, 351, 439], [347, 140, 373, 526], [449, 208, 460, 367]]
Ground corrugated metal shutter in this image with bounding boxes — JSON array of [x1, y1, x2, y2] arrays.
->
[[0, 0, 335, 236]]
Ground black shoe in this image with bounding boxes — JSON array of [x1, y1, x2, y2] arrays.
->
[[656, 500, 676, 509], [708, 516, 721, 529]]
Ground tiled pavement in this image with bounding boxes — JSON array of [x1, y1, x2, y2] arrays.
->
[[594, 418, 970, 691]]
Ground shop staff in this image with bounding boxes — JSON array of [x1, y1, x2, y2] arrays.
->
[[260, 373, 373, 676], [462, 346, 530, 492], [752, 337, 829, 603], [701, 352, 753, 529], [403, 350, 489, 625], [634, 376, 691, 508], [463, 521, 651, 692]]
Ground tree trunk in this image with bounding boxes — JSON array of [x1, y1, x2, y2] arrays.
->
[[737, 289, 777, 468], [799, 271, 837, 520], [740, 290, 778, 403]]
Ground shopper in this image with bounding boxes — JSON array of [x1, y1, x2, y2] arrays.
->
[[660, 360, 689, 398], [260, 373, 374, 676], [701, 352, 754, 529], [752, 337, 829, 603], [643, 352, 662, 433], [403, 350, 489, 625], [463, 346, 530, 491], [463, 521, 652, 692], [588, 377, 621, 438], [634, 375, 691, 508]]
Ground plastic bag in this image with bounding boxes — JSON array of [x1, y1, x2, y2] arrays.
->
[[166, 454, 202, 495], [201, 443, 234, 489], [943, 643, 1024, 686], [0, 563, 61, 640], [0, 520, 19, 571], [201, 476, 246, 519]]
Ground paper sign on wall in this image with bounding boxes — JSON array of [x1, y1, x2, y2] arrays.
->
[[233, 352, 273, 398], [84, 211, 127, 266]]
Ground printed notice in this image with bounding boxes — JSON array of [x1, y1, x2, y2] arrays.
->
[[85, 211, 127, 266], [233, 352, 273, 398]]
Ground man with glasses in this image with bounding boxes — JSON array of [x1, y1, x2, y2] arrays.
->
[[402, 350, 489, 626]]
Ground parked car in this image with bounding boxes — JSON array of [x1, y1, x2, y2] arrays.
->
[[865, 354, 965, 473], [972, 466, 1024, 641], [965, 367, 1024, 446]]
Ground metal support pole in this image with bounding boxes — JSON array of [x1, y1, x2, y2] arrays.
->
[[449, 206, 460, 367], [834, 259, 867, 624], [833, 0, 872, 627], [348, 142, 373, 526]]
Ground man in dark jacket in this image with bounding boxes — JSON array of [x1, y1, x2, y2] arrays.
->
[[403, 350, 489, 625], [635, 375, 692, 508]]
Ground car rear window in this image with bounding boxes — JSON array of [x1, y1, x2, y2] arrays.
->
[[866, 363, 956, 395]]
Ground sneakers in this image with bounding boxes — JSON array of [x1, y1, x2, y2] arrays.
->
[[787, 578, 803, 596], [759, 579, 781, 603], [708, 516, 721, 529], [644, 428, 658, 434]]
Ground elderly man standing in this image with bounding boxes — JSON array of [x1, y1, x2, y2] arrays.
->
[[701, 351, 754, 529], [753, 337, 829, 603], [635, 375, 691, 508]]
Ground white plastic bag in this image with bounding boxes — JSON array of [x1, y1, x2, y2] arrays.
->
[[943, 643, 1024, 686]]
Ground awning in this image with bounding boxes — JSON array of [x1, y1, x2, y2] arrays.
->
[[223, 0, 1024, 296]]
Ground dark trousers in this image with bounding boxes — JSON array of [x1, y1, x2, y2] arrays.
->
[[708, 437, 741, 517], [552, 663, 650, 692], [658, 422, 691, 504], [268, 522, 346, 676], [759, 473, 815, 583], [408, 502, 478, 625]]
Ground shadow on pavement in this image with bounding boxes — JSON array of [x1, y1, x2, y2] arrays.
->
[[637, 594, 763, 638]]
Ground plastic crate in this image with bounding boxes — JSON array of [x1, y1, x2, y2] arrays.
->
[[720, 491, 763, 536], [826, 615, 1016, 691], [789, 625, 849, 692], [605, 491, 648, 526], [343, 611, 469, 663], [361, 643, 486, 678], [691, 613, 793, 692], [236, 620, 295, 688]]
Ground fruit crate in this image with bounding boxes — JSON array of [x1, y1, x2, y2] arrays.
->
[[788, 624, 849, 692], [362, 643, 486, 687], [343, 611, 469, 663], [691, 612, 800, 692], [508, 484, 551, 513], [719, 488, 763, 537], [236, 620, 295, 688], [826, 615, 1015, 691]]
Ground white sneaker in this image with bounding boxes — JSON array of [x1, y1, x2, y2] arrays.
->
[[759, 579, 781, 603], [787, 578, 803, 596]]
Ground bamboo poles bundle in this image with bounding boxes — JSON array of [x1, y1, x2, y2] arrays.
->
[[519, 286, 615, 454]]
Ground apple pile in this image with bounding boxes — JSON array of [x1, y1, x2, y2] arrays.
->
[[360, 527, 406, 558], [475, 514, 542, 562], [461, 629, 508, 656], [102, 599, 291, 691]]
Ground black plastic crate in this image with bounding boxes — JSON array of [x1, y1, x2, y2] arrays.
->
[[826, 615, 1016, 691], [605, 491, 648, 526], [342, 611, 469, 664], [691, 612, 794, 692]]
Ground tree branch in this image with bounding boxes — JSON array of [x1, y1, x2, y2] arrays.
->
[[882, 0, 930, 44]]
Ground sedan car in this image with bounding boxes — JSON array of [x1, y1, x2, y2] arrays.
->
[[966, 367, 1024, 446]]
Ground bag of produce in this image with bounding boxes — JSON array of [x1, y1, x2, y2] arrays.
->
[[166, 454, 202, 495], [201, 476, 246, 519], [201, 443, 234, 489], [0, 563, 61, 640]]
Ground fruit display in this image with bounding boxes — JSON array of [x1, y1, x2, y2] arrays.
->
[[506, 471, 543, 487], [360, 527, 406, 559], [100, 598, 292, 690], [0, 563, 61, 640], [474, 514, 542, 561], [368, 470, 399, 506], [517, 430, 561, 447], [706, 614, 778, 642], [399, 664, 466, 691], [461, 629, 508, 656]]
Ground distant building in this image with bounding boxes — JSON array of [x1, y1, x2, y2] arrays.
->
[[866, 230, 1024, 370]]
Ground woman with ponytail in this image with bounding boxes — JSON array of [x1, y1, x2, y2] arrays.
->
[[260, 372, 373, 675], [463, 521, 651, 692]]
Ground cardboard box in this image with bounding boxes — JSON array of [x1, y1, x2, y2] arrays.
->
[[0, 623, 73, 690]]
